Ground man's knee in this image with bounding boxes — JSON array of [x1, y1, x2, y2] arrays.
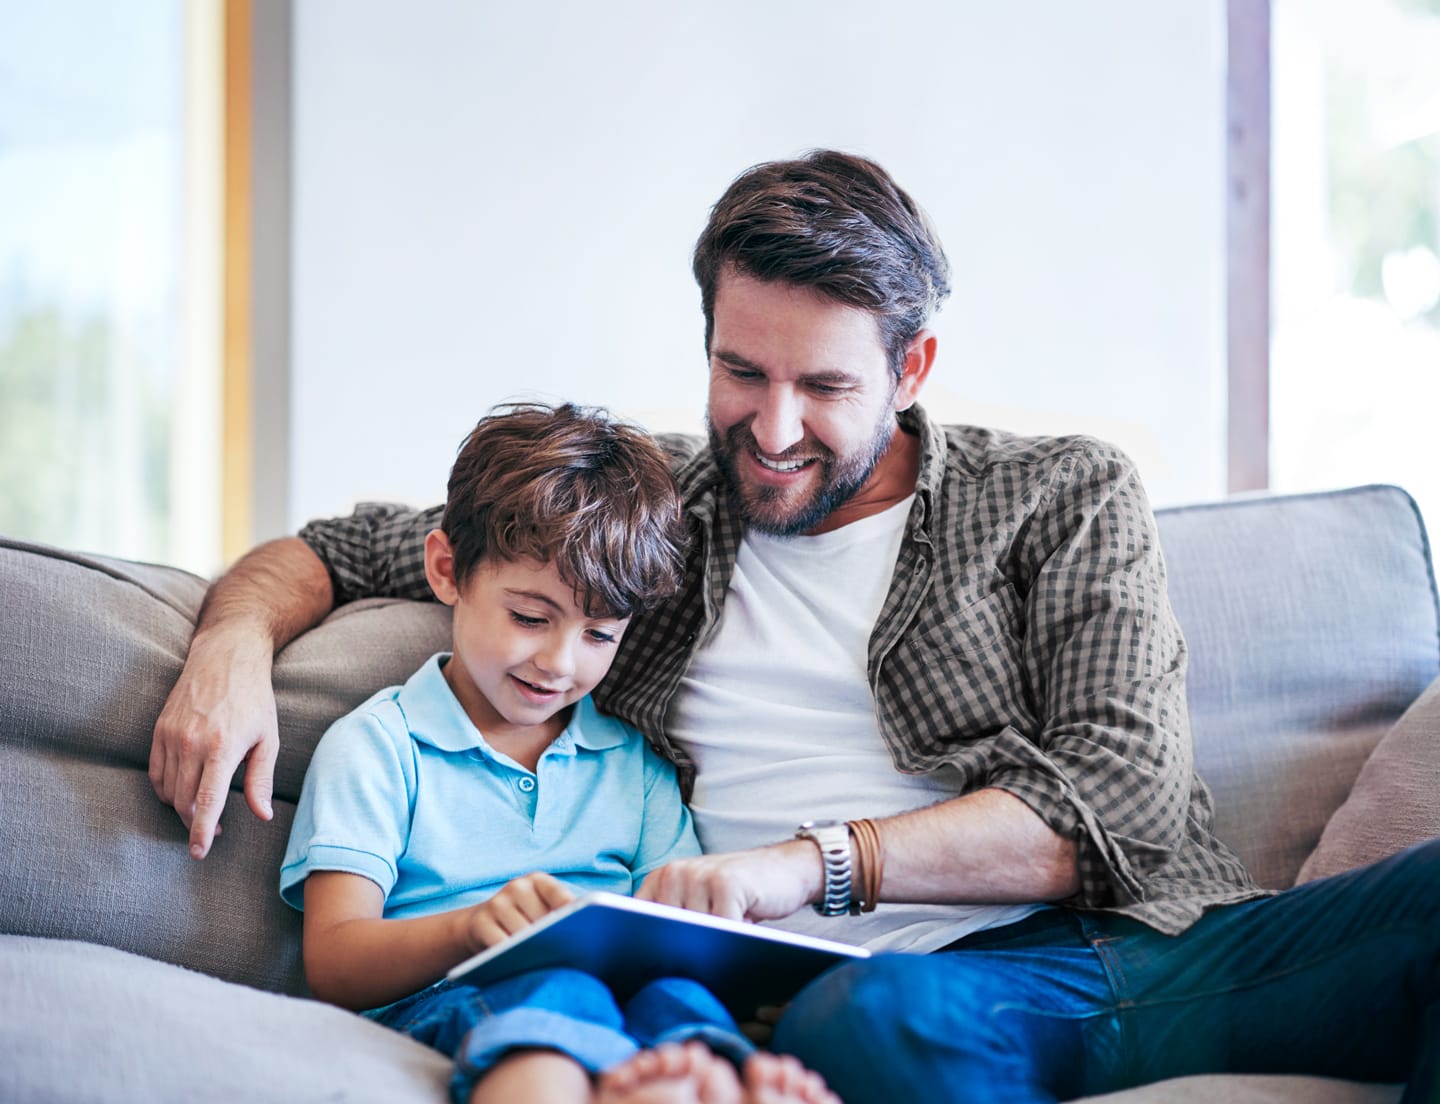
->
[[773, 954, 1070, 1103], [777, 953, 1002, 1055]]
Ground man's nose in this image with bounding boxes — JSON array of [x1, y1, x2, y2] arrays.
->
[[750, 387, 804, 455]]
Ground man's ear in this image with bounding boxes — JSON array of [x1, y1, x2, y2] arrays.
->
[[893, 330, 937, 413], [424, 529, 462, 607]]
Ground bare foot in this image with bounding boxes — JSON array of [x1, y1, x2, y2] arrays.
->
[[596, 1041, 745, 1104], [742, 1052, 842, 1104]]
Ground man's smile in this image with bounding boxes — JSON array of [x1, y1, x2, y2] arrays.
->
[[754, 452, 817, 474]]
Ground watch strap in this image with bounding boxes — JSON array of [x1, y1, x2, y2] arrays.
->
[[796, 821, 852, 916]]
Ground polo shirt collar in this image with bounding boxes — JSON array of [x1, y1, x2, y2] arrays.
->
[[398, 654, 628, 754]]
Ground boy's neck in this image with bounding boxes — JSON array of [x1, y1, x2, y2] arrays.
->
[[482, 707, 572, 773]]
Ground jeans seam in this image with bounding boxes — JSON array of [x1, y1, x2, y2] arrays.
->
[[1120, 923, 1433, 1010]]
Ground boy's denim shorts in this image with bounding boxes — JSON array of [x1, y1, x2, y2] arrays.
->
[[367, 967, 752, 1103]]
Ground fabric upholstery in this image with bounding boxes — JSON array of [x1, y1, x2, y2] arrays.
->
[[1080, 1076, 1400, 1103], [0, 536, 451, 994], [1155, 485, 1440, 888], [1298, 674, 1440, 882], [0, 934, 449, 1104]]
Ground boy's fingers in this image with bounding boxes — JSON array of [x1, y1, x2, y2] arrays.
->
[[535, 872, 577, 910]]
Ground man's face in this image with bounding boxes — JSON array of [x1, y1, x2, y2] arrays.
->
[[706, 270, 905, 536]]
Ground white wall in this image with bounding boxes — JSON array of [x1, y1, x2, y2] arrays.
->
[[287, 1, 1226, 532]]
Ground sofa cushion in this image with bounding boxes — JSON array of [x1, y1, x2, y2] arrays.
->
[[0, 934, 449, 1103], [1077, 1074, 1399, 1103], [0, 536, 451, 994], [1296, 674, 1440, 883], [1155, 485, 1440, 889]]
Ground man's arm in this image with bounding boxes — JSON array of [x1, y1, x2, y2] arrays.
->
[[150, 537, 333, 859], [636, 788, 1077, 922]]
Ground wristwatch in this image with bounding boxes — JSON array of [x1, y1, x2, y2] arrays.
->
[[795, 820, 852, 916]]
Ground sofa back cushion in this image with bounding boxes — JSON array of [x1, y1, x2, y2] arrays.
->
[[0, 538, 452, 995], [1155, 484, 1440, 889]]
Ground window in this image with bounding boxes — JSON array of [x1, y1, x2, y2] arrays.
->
[[1271, 0, 1440, 531], [0, 1, 222, 574]]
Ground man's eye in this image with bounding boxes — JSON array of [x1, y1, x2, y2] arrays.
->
[[728, 367, 762, 382], [806, 382, 846, 397]]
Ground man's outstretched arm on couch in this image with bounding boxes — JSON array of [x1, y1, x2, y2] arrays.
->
[[150, 537, 335, 860]]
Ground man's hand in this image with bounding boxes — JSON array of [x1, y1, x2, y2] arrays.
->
[[463, 872, 576, 951], [635, 841, 823, 922], [149, 627, 279, 860], [149, 536, 335, 860]]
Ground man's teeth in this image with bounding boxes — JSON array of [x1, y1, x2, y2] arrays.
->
[[756, 454, 808, 472]]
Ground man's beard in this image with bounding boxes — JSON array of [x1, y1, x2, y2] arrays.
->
[[707, 414, 896, 537]]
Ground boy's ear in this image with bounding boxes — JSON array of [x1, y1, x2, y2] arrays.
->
[[423, 529, 462, 606]]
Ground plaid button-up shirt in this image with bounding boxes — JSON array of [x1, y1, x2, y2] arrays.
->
[[300, 405, 1263, 934]]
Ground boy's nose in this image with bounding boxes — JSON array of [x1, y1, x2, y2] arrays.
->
[[534, 636, 576, 680]]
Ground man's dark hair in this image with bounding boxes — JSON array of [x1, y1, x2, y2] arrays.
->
[[440, 402, 686, 618], [692, 149, 952, 378]]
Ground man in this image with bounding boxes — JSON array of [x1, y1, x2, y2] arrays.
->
[[152, 150, 1438, 1101]]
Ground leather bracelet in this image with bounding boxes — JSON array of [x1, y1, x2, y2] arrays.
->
[[847, 818, 883, 914]]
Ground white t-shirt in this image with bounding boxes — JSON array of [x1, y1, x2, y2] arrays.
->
[[666, 496, 1038, 952]]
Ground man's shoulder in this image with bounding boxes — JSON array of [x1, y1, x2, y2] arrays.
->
[[653, 431, 724, 502], [932, 422, 1134, 487]]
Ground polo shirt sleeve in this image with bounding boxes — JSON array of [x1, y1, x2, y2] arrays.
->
[[279, 702, 416, 910], [630, 739, 702, 882]]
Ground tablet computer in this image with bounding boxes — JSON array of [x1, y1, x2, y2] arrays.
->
[[446, 891, 868, 1016]]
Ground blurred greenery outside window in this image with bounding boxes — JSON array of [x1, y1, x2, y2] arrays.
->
[[1272, 0, 1440, 532], [0, 1, 220, 575]]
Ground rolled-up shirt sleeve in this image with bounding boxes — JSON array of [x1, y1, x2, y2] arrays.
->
[[995, 447, 1193, 909], [298, 502, 443, 605]]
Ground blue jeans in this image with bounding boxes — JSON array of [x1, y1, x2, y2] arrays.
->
[[774, 838, 1440, 1103], [370, 968, 753, 1103]]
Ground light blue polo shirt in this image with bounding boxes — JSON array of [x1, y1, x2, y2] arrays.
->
[[280, 654, 700, 918]]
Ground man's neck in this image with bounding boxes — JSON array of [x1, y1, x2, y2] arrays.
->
[[806, 422, 921, 535]]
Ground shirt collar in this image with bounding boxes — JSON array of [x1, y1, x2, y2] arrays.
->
[[397, 655, 627, 755]]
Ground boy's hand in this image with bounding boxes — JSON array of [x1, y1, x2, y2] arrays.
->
[[464, 872, 576, 951]]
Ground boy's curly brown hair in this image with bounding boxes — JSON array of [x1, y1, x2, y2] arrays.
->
[[441, 403, 687, 618]]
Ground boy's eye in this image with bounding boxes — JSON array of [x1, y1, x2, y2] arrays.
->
[[587, 629, 618, 645], [510, 612, 545, 628]]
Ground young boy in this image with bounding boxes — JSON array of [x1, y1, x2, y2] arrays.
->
[[280, 404, 837, 1104]]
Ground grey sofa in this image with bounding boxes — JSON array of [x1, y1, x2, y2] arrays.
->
[[2, 484, 1437, 1103]]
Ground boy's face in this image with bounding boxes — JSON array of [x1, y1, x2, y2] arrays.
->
[[424, 537, 629, 740]]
